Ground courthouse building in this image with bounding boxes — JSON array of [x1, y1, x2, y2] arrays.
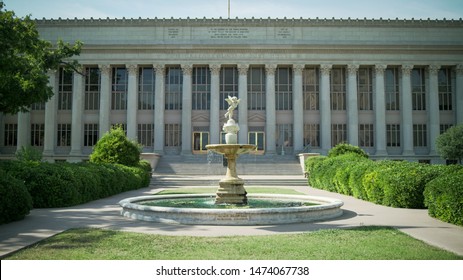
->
[[1, 17, 463, 163]]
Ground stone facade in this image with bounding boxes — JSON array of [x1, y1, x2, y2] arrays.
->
[[1, 18, 463, 163]]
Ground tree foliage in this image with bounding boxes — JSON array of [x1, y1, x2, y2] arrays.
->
[[0, 3, 82, 114], [436, 124, 463, 164]]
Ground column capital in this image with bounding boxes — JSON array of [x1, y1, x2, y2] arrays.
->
[[237, 64, 249, 75], [98, 64, 111, 75], [47, 69, 57, 76], [181, 64, 193, 75], [401, 64, 414, 75], [209, 64, 221, 75], [126, 64, 138, 76], [374, 64, 387, 75], [428, 65, 441, 75], [320, 64, 332, 75], [347, 64, 359, 75], [154, 64, 165, 76], [292, 64, 305, 75], [456, 64, 463, 75], [265, 64, 277, 75]]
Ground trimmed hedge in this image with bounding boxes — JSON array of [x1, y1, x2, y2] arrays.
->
[[424, 167, 463, 226], [306, 154, 461, 210], [0, 169, 33, 224], [0, 161, 150, 210]]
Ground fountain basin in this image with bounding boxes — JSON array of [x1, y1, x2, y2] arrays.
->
[[119, 194, 343, 225]]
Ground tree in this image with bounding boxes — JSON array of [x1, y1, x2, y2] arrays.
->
[[436, 124, 463, 164], [0, 3, 82, 114]]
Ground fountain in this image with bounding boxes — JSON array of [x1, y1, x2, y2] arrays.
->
[[119, 96, 343, 225]]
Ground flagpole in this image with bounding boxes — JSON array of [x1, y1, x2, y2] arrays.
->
[[228, 0, 230, 18]]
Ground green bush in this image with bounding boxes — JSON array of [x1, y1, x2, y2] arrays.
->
[[424, 167, 463, 226], [328, 143, 369, 159], [90, 126, 141, 167], [0, 169, 33, 224], [15, 145, 42, 162], [0, 160, 150, 210]]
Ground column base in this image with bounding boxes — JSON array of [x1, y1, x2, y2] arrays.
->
[[215, 178, 248, 205]]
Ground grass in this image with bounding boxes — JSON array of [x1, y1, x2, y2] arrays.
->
[[4, 226, 462, 260], [156, 187, 304, 195]]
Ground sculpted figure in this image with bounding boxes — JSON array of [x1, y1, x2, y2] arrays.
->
[[224, 95, 240, 120]]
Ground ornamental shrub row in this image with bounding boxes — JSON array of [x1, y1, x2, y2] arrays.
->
[[305, 153, 462, 210], [0, 169, 33, 224], [0, 160, 150, 224]]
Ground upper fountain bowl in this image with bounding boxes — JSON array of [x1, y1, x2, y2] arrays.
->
[[205, 144, 256, 155]]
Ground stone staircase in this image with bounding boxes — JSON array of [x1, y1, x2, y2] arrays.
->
[[154, 154, 304, 176]]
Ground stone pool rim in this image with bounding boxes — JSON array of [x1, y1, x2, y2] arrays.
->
[[119, 194, 344, 225]]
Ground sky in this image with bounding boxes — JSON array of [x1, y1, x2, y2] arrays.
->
[[3, 0, 463, 20]]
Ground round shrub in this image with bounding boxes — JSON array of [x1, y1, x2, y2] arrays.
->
[[328, 143, 369, 159], [424, 169, 463, 226], [90, 126, 141, 167], [0, 169, 33, 224]]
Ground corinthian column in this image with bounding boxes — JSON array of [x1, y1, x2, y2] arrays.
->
[[237, 64, 249, 144], [126, 64, 138, 141], [154, 64, 165, 154], [293, 64, 304, 152], [428, 65, 440, 155], [401, 64, 414, 156], [210, 64, 221, 145], [320, 64, 332, 154], [265, 64, 277, 154], [16, 110, 31, 152], [181, 64, 193, 155], [98, 64, 111, 138], [456, 64, 463, 124], [69, 68, 84, 160], [347, 64, 359, 146], [43, 70, 58, 161], [374, 64, 387, 156]]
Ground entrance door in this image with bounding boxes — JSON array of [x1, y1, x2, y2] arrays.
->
[[248, 132, 265, 154], [193, 132, 209, 153]]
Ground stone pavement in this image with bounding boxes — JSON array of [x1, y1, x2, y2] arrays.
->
[[1, 174, 462, 258]]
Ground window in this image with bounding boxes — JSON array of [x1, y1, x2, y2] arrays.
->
[[31, 124, 44, 146], [192, 67, 210, 110], [138, 124, 154, 147], [330, 67, 346, 110], [358, 67, 373, 110], [165, 66, 182, 110], [413, 124, 427, 147], [111, 67, 128, 110], [385, 67, 400, 110], [4, 124, 17, 146], [275, 67, 292, 110], [412, 68, 426, 110], [85, 67, 100, 110], [165, 124, 181, 147], [247, 66, 266, 110], [440, 124, 453, 134], [220, 67, 238, 109], [138, 67, 155, 110], [386, 124, 401, 147], [57, 123, 71, 146], [438, 68, 452, 111], [331, 124, 347, 147], [276, 124, 293, 154], [359, 124, 374, 147], [84, 124, 98, 146], [58, 68, 73, 110], [31, 102, 45, 110], [303, 123, 320, 147], [303, 67, 319, 110]]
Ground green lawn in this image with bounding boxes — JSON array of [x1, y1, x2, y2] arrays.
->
[[4, 227, 462, 260]]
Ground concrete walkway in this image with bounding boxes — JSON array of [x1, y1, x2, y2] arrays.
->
[[1, 174, 462, 258]]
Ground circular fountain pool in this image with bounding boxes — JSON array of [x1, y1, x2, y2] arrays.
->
[[119, 194, 343, 225]]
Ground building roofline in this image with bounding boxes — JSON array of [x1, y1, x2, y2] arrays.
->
[[35, 17, 463, 27]]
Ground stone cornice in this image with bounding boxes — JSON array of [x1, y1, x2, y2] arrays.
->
[[35, 17, 463, 28]]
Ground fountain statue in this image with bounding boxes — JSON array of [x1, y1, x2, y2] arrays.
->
[[206, 95, 256, 205]]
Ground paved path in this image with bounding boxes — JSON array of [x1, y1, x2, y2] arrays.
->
[[1, 174, 462, 257]]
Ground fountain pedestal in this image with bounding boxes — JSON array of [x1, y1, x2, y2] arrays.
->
[[206, 144, 256, 205]]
